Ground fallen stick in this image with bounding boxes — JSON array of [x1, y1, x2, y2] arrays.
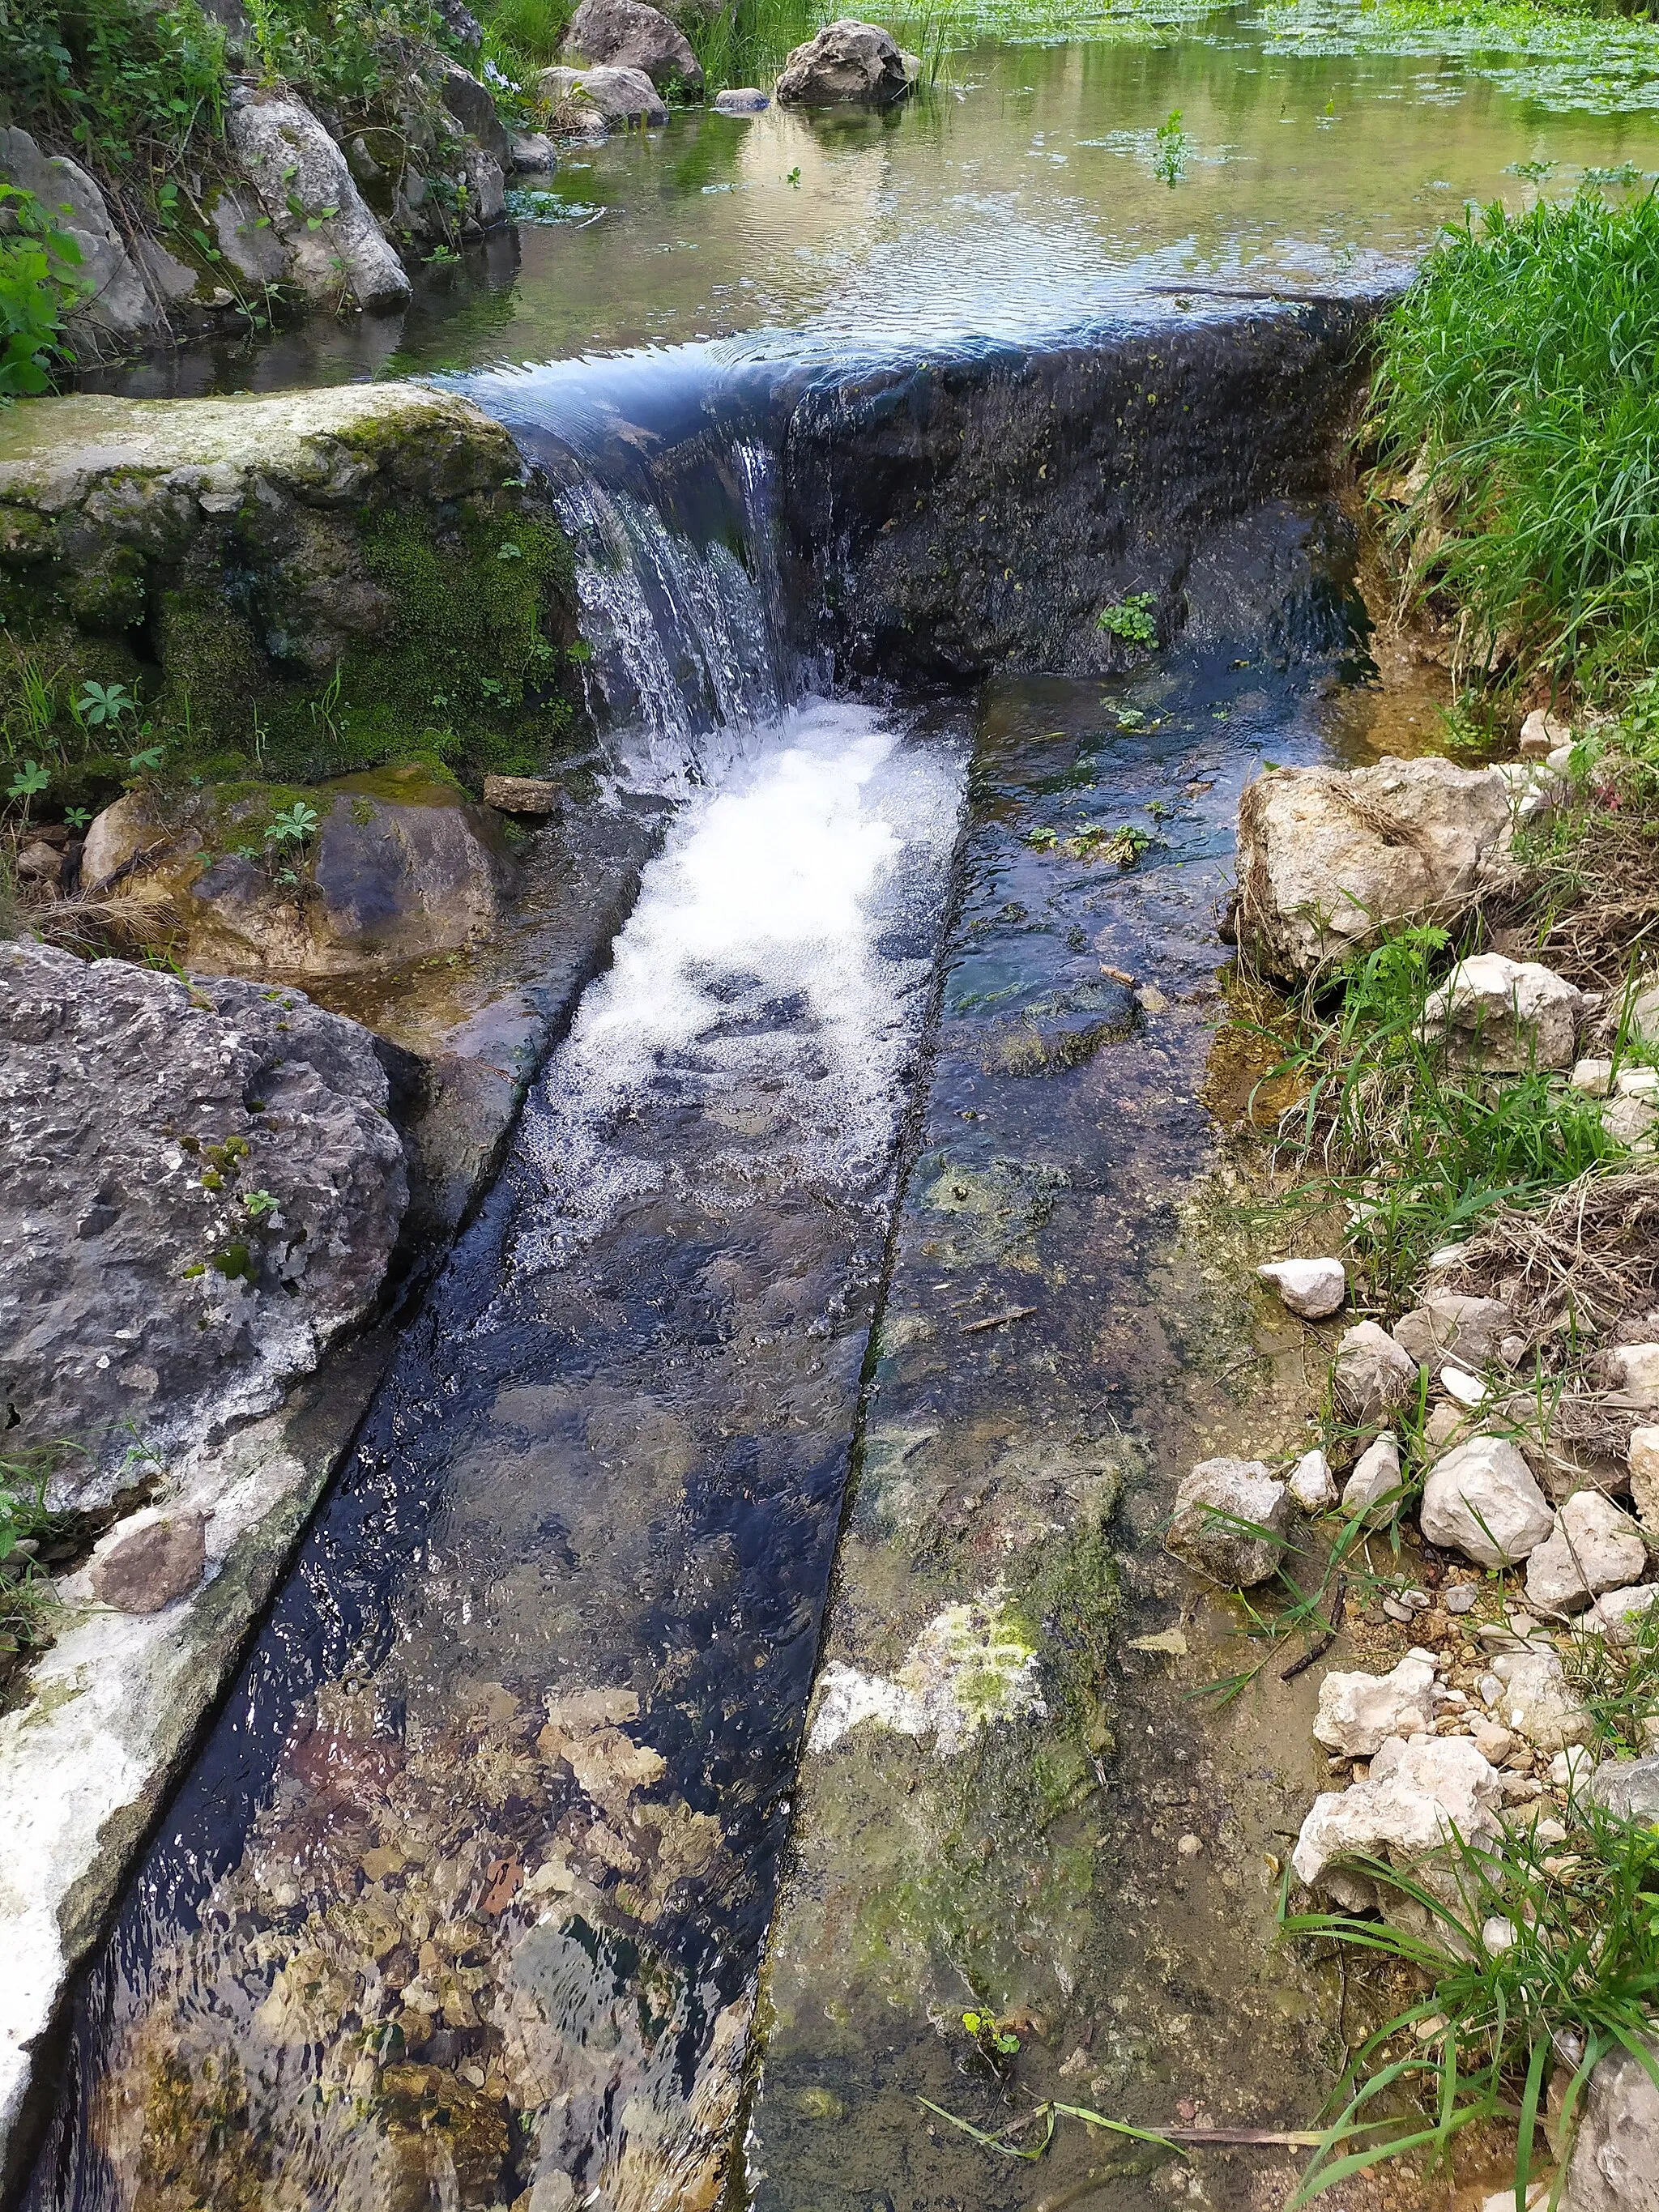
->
[[1281, 1578, 1346, 1682], [961, 1306, 1038, 1335]]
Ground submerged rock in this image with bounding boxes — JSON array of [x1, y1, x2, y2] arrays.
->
[[228, 96, 412, 311], [774, 19, 912, 104], [1419, 1436, 1555, 1568], [713, 85, 770, 111], [1235, 755, 1523, 980], [564, 0, 703, 91], [0, 940, 407, 1502], [1420, 953, 1585, 1072], [1165, 1457, 1289, 1588], [1563, 2035, 1659, 2212]]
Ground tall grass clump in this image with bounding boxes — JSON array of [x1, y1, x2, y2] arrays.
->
[[478, 0, 571, 85], [1371, 188, 1659, 693]]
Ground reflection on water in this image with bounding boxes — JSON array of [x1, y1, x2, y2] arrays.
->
[[96, 14, 1659, 396]]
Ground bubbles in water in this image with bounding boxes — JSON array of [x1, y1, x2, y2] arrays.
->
[[514, 698, 963, 1272]]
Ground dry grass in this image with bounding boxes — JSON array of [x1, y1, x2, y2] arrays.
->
[[14, 883, 178, 960]]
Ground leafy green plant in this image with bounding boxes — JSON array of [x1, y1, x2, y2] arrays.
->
[[1097, 591, 1159, 649], [73, 680, 134, 728], [0, 181, 84, 399], [0, 1454, 59, 1662], [266, 800, 320, 846], [1153, 105, 1190, 187]]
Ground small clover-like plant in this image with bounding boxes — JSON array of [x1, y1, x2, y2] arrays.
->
[[1097, 592, 1159, 649], [243, 1190, 279, 1220]]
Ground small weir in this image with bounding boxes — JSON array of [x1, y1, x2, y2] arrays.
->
[[25, 304, 1383, 2211]]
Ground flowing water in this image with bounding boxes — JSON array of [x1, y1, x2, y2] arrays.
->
[[26, 9, 1658, 2207]]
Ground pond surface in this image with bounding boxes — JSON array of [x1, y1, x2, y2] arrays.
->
[[106, 6, 1659, 397]]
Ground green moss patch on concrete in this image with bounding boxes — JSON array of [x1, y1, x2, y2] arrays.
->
[[0, 386, 585, 820]]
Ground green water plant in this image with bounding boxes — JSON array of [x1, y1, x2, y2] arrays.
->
[[1153, 105, 1189, 186]]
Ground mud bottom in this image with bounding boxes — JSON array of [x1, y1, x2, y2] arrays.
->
[[744, 652, 1382, 2212]]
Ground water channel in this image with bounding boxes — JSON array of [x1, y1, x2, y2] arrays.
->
[[25, 7, 1659, 2209]]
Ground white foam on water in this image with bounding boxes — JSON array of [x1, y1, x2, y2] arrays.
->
[[514, 696, 962, 1268]]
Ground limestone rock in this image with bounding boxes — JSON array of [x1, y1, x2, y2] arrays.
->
[[87, 1510, 207, 1613], [1525, 1492, 1649, 1617], [1292, 1733, 1503, 1907], [1584, 1753, 1659, 1823], [1487, 1647, 1590, 1752], [1603, 1093, 1659, 1152], [1392, 1294, 1512, 1375], [0, 940, 407, 1504], [536, 62, 668, 122], [1342, 1432, 1403, 1521], [207, 181, 290, 286], [1287, 1448, 1337, 1514], [1256, 1256, 1345, 1319], [1234, 755, 1522, 980], [484, 774, 562, 816], [0, 126, 168, 346], [1610, 1348, 1659, 1409], [1165, 1458, 1289, 1588], [774, 19, 913, 105], [1520, 707, 1570, 758], [565, 0, 703, 90], [1587, 1583, 1659, 1643], [713, 86, 770, 111], [82, 774, 518, 978], [1572, 1057, 1615, 1097], [228, 96, 412, 311], [1333, 1320, 1418, 1426], [1420, 953, 1584, 1072], [1563, 2036, 1659, 2212], [1419, 1436, 1555, 1567], [1312, 1654, 1436, 1758]]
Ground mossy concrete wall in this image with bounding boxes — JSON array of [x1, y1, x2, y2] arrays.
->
[[0, 386, 582, 812]]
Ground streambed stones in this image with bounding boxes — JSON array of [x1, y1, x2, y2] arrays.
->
[[1312, 1654, 1436, 1759], [1418, 1436, 1555, 1569], [1525, 1491, 1648, 1617], [1256, 1255, 1346, 1319], [1332, 1320, 1418, 1426]]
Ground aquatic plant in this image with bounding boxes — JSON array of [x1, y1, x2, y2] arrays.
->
[[1096, 590, 1160, 647], [1371, 188, 1659, 692], [1153, 104, 1189, 185]]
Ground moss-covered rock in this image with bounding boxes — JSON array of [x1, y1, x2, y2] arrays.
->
[[0, 386, 583, 820]]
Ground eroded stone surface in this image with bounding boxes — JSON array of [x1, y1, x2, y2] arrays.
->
[[1234, 756, 1521, 980], [1421, 953, 1584, 1071], [565, 0, 703, 89], [1488, 1647, 1591, 1752], [536, 61, 668, 121], [1333, 1320, 1418, 1426], [1256, 1256, 1345, 1319], [1292, 1734, 1503, 1909], [1419, 1436, 1555, 1568], [1287, 1447, 1337, 1513], [0, 940, 406, 1502], [1563, 2035, 1659, 2212], [1392, 1294, 1512, 1374], [1342, 1432, 1403, 1521], [1165, 1457, 1289, 1587], [87, 1509, 207, 1613], [228, 96, 412, 310], [1525, 1491, 1649, 1617], [775, 18, 913, 104], [1312, 1655, 1435, 1758]]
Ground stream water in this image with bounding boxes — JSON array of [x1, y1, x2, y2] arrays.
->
[[25, 10, 1659, 2209]]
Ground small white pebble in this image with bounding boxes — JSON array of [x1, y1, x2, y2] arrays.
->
[[1440, 1365, 1487, 1408], [1426, 1242, 1469, 1269], [1176, 1833, 1203, 1857], [1481, 1916, 1518, 1956], [1444, 1586, 1478, 1616]]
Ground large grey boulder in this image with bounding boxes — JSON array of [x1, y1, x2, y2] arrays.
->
[[1234, 756, 1523, 981], [1333, 1320, 1418, 1426], [537, 62, 669, 123], [1525, 1491, 1649, 1617], [774, 19, 912, 105], [0, 126, 168, 347], [1165, 1457, 1289, 1588], [564, 0, 704, 92], [81, 773, 518, 979], [1292, 1734, 1503, 1912], [1563, 2036, 1659, 2212], [0, 940, 407, 1505], [1419, 1435, 1555, 1567], [228, 96, 412, 311], [1420, 953, 1585, 1072]]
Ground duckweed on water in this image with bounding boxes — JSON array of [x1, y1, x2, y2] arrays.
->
[[1259, 0, 1659, 113]]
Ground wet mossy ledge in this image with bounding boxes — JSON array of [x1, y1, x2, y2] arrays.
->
[[0, 383, 586, 850]]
